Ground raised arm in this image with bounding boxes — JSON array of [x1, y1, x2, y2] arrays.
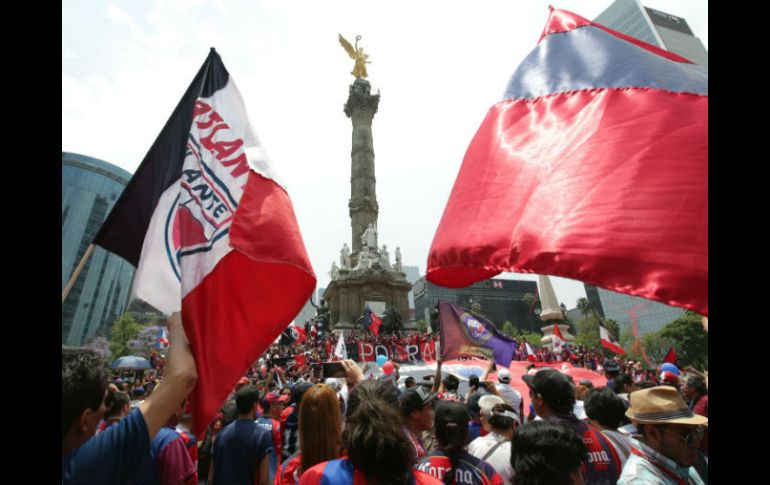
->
[[140, 312, 198, 440], [432, 359, 443, 393]]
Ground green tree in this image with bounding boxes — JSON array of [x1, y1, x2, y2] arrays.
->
[[502, 320, 516, 337], [575, 311, 601, 350], [109, 313, 142, 360], [470, 300, 482, 315], [522, 293, 536, 309], [641, 332, 678, 365], [576, 297, 591, 320], [658, 310, 708, 370], [603, 318, 620, 341], [619, 327, 636, 352], [416, 319, 427, 333], [508, 326, 543, 346]]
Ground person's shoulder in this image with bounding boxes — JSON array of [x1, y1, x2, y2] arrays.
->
[[413, 468, 443, 484]]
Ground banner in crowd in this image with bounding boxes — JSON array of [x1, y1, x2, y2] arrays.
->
[[438, 301, 518, 366], [334, 340, 437, 363]]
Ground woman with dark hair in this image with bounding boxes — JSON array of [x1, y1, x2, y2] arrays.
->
[[416, 400, 504, 485], [276, 384, 342, 485], [96, 391, 130, 435], [511, 420, 587, 485], [299, 374, 441, 485]]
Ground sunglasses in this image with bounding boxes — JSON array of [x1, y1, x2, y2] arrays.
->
[[660, 426, 704, 447]]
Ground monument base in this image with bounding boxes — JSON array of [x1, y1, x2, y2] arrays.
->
[[324, 265, 413, 332]]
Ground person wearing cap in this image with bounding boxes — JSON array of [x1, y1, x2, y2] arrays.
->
[[478, 394, 505, 436], [681, 373, 708, 457], [400, 386, 438, 459], [618, 386, 707, 485], [210, 385, 273, 485], [416, 400, 505, 484], [256, 391, 288, 484], [494, 368, 524, 419], [468, 403, 519, 484], [603, 359, 621, 391], [523, 367, 623, 484]]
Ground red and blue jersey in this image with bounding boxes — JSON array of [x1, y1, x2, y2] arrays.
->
[[550, 414, 622, 484], [256, 417, 284, 484], [274, 451, 301, 485], [299, 458, 440, 485], [416, 450, 504, 485]]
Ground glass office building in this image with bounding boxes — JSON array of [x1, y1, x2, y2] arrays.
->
[[584, 284, 686, 337], [413, 277, 540, 332], [62, 152, 135, 346], [595, 0, 708, 68]]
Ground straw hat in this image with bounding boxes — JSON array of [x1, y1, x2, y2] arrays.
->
[[625, 386, 708, 426]]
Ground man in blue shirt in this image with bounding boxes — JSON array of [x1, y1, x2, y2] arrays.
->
[[62, 313, 198, 485], [210, 385, 273, 485]]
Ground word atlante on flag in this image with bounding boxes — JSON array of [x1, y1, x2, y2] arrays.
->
[[93, 49, 316, 434]]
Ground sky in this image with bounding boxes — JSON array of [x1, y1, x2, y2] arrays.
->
[[62, 0, 708, 311]]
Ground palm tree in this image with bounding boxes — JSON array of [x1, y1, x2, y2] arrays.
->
[[603, 318, 620, 341], [576, 298, 591, 320]]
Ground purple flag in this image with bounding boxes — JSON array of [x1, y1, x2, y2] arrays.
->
[[438, 301, 518, 366]]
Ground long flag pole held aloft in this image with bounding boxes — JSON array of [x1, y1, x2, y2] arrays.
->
[[61, 244, 95, 304]]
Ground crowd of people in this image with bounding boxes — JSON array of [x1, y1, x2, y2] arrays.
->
[[63, 313, 708, 484]]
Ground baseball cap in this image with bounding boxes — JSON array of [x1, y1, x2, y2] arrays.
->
[[266, 391, 290, 406], [400, 385, 438, 415], [522, 367, 575, 408], [478, 394, 505, 417], [497, 368, 511, 384], [603, 359, 620, 373], [434, 400, 470, 429]]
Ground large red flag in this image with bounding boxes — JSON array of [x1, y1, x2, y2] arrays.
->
[[663, 347, 678, 364], [426, 8, 708, 316], [93, 50, 316, 434]]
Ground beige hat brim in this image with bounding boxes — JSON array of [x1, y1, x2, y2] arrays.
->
[[626, 408, 708, 426]]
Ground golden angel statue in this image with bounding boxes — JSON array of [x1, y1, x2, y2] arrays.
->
[[339, 34, 370, 79]]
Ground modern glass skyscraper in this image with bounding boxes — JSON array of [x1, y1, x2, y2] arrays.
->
[[595, 0, 707, 68], [62, 152, 135, 346], [584, 284, 686, 337]]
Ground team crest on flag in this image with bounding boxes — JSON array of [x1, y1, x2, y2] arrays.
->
[[460, 312, 493, 345]]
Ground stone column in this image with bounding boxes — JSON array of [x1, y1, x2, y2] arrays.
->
[[344, 79, 380, 266]]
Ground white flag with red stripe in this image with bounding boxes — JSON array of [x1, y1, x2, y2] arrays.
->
[[600, 325, 625, 355]]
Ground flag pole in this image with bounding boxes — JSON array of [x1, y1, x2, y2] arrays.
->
[[62, 244, 95, 304]]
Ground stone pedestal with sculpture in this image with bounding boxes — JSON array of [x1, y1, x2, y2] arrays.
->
[[537, 275, 576, 349]]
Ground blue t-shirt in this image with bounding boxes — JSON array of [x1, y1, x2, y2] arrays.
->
[[416, 450, 504, 485], [212, 418, 273, 485], [62, 407, 149, 485]]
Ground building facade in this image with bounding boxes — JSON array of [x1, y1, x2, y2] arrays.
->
[[413, 277, 540, 332], [584, 284, 686, 337], [401, 265, 421, 310], [62, 152, 135, 346], [595, 0, 708, 68]]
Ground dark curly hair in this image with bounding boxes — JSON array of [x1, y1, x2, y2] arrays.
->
[[511, 420, 587, 485], [62, 348, 108, 439]]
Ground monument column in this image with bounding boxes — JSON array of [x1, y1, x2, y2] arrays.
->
[[344, 79, 380, 266]]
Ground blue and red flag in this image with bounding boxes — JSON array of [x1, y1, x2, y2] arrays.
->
[[438, 301, 518, 367], [361, 306, 382, 336], [427, 8, 708, 316]]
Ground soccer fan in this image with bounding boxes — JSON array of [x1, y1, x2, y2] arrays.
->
[[510, 420, 587, 485], [523, 367, 623, 484], [416, 400, 504, 484], [618, 386, 707, 485], [583, 387, 634, 467], [62, 312, 197, 485], [400, 386, 438, 459], [256, 391, 288, 483], [468, 403, 518, 484], [209, 385, 273, 485]]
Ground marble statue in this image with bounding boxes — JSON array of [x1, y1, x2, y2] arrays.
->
[[340, 243, 351, 268], [361, 223, 377, 249], [394, 247, 402, 272], [329, 261, 339, 280]]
